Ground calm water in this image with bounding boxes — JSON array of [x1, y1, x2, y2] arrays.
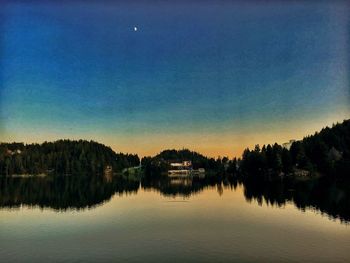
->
[[0, 176, 349, 262]]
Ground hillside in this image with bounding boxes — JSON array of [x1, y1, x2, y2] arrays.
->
[[291, 119, 350, 175], [1, 120, 348, 178], [0, 140, 139, 176], [141, 149, 227, 177], [151, 149, 219, 169], [240, 119, 350, 177]]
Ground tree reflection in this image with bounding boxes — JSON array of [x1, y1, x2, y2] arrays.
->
[[0, 175, 349, 223], [0, 175, 139, 211], [242, 176, 350, 223]]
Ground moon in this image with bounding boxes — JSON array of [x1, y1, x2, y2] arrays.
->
[[134, 26, 138, 31]]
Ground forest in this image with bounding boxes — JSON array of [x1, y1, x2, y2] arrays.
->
[[141, 119, 350, 178], [141, 149, 227, 177], [0, 119, 349, 178], [239, 119, 350, 178], [0, 140, 139, 176]]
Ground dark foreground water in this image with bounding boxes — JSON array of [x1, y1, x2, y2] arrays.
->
[[0, 176, 349, 262]]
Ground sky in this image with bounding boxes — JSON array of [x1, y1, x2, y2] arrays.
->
[[0, 0, 349, 157]]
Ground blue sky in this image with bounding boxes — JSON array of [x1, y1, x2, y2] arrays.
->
[[1, 1, 349, 157]]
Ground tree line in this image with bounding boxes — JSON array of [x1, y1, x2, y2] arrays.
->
[[0, 140, 140, 176], [1, 119, 349, 178], [141, 119, 350, 179], [239, 119, 350, 178], [141, 149, 228, 177]]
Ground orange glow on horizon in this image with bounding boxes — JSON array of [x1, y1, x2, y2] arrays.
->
[[1, 114, 348, 159]]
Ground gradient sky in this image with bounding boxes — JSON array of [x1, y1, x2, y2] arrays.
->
[[0, 0, 349, 157]]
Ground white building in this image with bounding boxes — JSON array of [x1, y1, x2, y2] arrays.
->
[[168, 161, 192, 176], [168, 161, 205, 177]]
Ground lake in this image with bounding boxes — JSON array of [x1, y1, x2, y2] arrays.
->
[[0, 176, 349, 262]]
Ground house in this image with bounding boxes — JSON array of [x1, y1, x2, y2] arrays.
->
[[6, 149, 22, 155], [168, 161, 192, 176], [168, 161, 205, 177]]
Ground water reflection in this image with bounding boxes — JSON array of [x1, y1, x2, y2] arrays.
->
[[243, 176, 350, 223], [0, 176, 139, 210], [0, 175, 349, 223]]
